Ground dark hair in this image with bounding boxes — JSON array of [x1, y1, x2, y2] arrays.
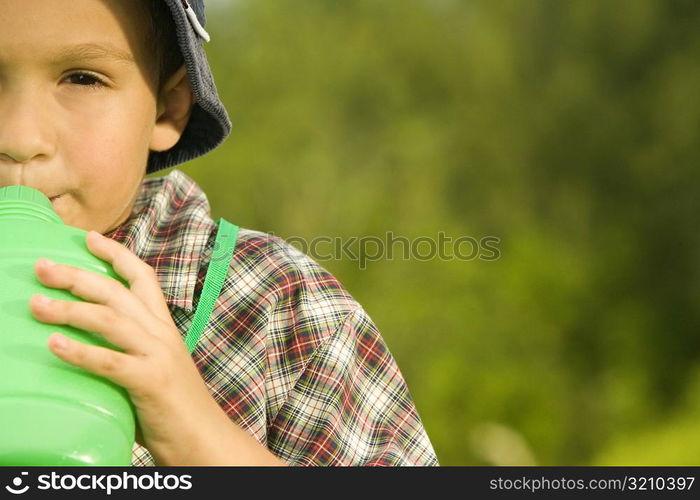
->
[[144, 0, 184, 92]]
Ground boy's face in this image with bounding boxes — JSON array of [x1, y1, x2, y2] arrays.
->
[[0, 0, 191, 233]]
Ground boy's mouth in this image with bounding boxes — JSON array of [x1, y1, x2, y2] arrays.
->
[[49, 195, 62, 203]]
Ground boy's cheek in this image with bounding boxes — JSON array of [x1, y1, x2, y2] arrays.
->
[[52, 181, 141, 233]]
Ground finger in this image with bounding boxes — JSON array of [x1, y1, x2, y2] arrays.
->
[[34, 258, 151, 323], [47, 333, 144, 392], [30, 294, 154, 354], [87, 231, 173, 323]]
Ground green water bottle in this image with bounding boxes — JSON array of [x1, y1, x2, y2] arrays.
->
[[0, 185, 136, 465]]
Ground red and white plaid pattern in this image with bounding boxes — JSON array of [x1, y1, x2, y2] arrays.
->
[[104, 169, 438, 466]]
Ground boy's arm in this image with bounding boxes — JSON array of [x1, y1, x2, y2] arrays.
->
[[266, 306, 438, 466]]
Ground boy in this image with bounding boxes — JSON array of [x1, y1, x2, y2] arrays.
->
[[1, 0, 438, 466]]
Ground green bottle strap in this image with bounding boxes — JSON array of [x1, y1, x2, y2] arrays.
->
[[184, 217, 239, 354]]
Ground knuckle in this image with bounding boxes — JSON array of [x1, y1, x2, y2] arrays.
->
[[66, 272, 84, 296], [98, 352, 122, 374], [146, 349, 171, 388], [142, 262, 158, 280], [107, 277, 127, 295], [53, 299, 73, 320], [72, 343, 88, 365], [97, 305, 118, 325]]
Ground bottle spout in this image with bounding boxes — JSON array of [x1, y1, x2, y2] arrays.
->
[[0, 185, 64, 224]]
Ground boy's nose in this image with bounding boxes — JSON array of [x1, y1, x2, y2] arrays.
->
[[0, 91, 54, 165]]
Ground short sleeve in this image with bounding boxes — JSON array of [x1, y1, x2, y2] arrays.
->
[[266, 307, 439, 466]]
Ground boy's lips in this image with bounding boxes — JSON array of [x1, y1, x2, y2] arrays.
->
[[22, 186, 62, 201]]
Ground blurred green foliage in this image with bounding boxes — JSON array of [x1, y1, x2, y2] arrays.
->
[[151, 0, 700, 465]]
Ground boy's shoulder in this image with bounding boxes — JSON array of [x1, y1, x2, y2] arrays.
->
[[210, 224, 363, 342], [118, 168, 364, 343], [147, 169, 364, 330], [231, 226, 358, 310]]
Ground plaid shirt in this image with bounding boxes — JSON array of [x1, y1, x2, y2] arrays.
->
[[104, 169, 438, 466]]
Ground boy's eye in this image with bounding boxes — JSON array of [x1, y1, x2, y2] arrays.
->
[[64, 72, 106, 89]]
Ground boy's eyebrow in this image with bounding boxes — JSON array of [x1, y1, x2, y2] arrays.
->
[[49, 43, 136, 65]]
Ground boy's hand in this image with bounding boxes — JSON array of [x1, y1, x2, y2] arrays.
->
[[27, 230, 279, 465]]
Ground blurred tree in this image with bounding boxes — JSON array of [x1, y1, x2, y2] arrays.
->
[[151, 0, 700, 465]]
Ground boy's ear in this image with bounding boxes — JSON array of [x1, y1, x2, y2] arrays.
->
[[149, 65, 194, 152]]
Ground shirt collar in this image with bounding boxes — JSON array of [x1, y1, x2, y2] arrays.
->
[[104, 169, 216, 312]]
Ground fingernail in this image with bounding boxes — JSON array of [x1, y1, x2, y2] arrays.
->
[[38, 258, 56, 268], [34, 294, 53, 306]]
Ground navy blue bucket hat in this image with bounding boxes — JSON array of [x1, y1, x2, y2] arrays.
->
[[147, 0, 232, 174]]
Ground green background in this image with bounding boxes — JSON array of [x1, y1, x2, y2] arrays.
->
[[150, 0, 700, 465]]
